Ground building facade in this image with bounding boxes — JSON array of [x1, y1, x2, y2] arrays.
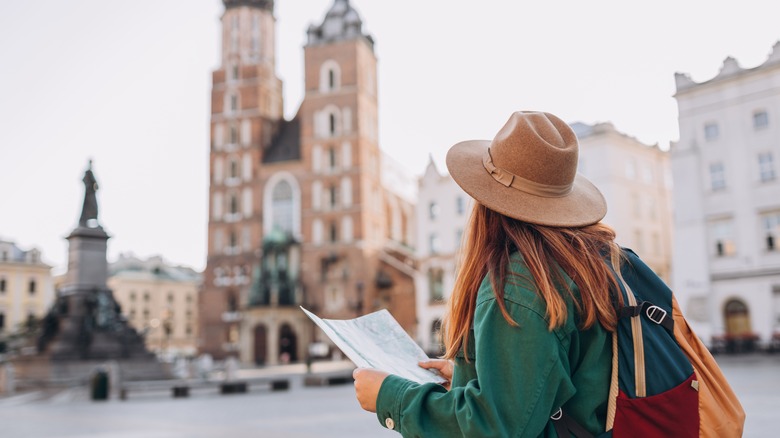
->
[[671, 42, 780, 348], [413, 159, 471, 354], [201, 0, 417, 364], [572, 122, 674, 282], [108, 254, 201, 358], [0, 240, 54, 337]]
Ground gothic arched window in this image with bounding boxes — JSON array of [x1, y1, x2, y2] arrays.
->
[[272, 180, 293, 234], [319, 60, 341, 93]]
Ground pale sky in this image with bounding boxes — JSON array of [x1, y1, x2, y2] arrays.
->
[[1, 0, 779, 274]]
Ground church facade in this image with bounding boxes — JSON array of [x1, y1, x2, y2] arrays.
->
[[200, 0, 417, 364]]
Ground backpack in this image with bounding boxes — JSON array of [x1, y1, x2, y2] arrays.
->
[[551, 248, 745, 437]]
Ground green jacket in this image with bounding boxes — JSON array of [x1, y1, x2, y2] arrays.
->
[[376, 253, 611, 437]]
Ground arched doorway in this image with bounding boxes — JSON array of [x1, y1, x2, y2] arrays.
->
[[253, 324, 267, 365], [279, 323, 298, 363], [723, 299, 755, 353], [724, 299, 751, 335]]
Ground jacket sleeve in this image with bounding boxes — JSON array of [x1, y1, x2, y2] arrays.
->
[[375, 296, 576, 438]]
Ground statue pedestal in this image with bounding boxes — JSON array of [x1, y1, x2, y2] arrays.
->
[[22, 163, 170, 389], [11, 355, 169, 391]]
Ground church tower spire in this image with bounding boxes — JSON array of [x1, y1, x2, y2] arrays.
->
[[201, 0, 285, 359]]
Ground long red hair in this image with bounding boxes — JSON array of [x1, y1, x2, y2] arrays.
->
[[442, 203, 624, 360]]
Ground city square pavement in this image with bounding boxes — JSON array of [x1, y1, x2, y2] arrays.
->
[[0, 355, 777, 437]]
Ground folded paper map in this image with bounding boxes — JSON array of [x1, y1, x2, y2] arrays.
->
[[301, 307, 447, 385]]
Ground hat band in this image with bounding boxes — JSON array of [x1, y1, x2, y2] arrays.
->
[[483, 148, 573, 198]]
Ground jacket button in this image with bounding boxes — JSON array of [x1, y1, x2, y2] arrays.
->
[[385, 417, 395, 430]]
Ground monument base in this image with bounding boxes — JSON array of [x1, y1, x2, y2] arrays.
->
[[10, 354, 171, 390]]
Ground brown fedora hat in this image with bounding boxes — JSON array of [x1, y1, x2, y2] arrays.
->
[[446, 111, 607, 227]]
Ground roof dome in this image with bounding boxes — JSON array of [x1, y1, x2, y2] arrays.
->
[[223, 0, 273, 11], [307, 0, 373, 48]]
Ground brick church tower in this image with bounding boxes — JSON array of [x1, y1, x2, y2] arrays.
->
[[201, 0, 417, 365]]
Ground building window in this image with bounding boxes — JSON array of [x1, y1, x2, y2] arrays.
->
[[634, 229, 644, 254], [227, 293, 238, 312], [0, 312, 5, 330], [229, 159, 239, 179], [28, 279, 36, 295], [342, 216, 353, 243], [313, 219, 323, 245], [341, 177, 352, 207], [341, 141, 351, 168], [430, 234, 441, 254], [213, 157, 224, 184], [241, 121, 251, 147], [754, 110, 769, 130], [329, 185, 338, 209], [710, 219, 736, 257], [329, 222, 338, 243], [704, 122, 719, 141], [144, 292, 150, 302], [319, 61, 341, 93], [646, 197, 657, 220], [710, 162, 726, 191], [759, 152, 776, 182], [625, 159, 637, 180], [329, 114, 336, 137], [763, 211, 780, 252], [641, 165, 654, 184], [631, 193, 641, 218], [312, 145, 322, 172], [242, 187, 252, 216], [230, 126, 238, 145], [456, 196, 465, 215], [130, 291, 136, 302], [428, 268, 444, 302], [230, 94, 238, 112], [0, 278, 5, 293], [455, 229, 464, 248], [329, 148, 337, 170], [429, 202, 439, 220], [271, 180, 294, 234], [229, 193, 239, 215], [212, 192, 224, 220], [229, 231, 237, 253], [312, 180, 322, 210], [231, 65, 239, 81], [168, 293, 174, 304]]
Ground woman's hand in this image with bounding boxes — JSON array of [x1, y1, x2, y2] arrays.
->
[[353, 368, 389, 413], [418, 359, 454, 390]]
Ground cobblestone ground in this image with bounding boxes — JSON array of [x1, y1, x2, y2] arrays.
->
[[0, 355, 777, 437]]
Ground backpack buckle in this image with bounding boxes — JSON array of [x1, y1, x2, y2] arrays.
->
[[551, 407, 563, 421], [646, 305, 667, 325]]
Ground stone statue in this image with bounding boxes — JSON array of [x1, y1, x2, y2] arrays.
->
[[79, 160, 99, 227]]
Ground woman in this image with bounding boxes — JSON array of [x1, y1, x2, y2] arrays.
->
[[354, 111, 625, 437]]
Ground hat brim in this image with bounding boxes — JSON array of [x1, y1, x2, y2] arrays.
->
[[446, 140, 607, 228]]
